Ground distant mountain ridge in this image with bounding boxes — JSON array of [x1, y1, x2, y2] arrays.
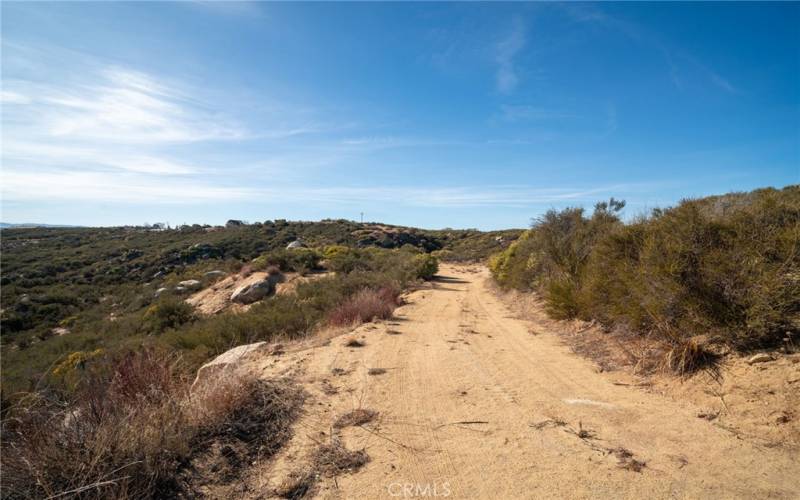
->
[[0, 222, 83, 229]]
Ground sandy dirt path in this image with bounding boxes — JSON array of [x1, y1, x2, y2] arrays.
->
[[251, 264, 799, 499]]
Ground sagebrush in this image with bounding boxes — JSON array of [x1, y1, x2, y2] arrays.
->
[[490, 186, 800, 369]]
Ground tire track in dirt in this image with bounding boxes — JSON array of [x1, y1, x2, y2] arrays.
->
[[250, 264, 800, 499]]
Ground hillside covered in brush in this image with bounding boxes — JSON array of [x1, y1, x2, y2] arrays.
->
[[0, 219, 519, 399]]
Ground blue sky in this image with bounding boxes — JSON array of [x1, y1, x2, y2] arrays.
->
[[1, 2, 798, 230]]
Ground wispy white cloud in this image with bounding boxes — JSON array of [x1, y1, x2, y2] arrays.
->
[[1, 90, 30, 104], [338, 136, 467, 151], [559, 3, 739, 95], [282, 185, 628, 208], [490, 102, 616, 140], [705, 66, 739, 95], [185, 0, 264, 18], [29, 67, 246, 143], [1, 61, 264, 205], [1, 169, 253, 204], [2, 141, 199, 175], [666, 52, 740, 95], [494, 18, 526, 94], [0, 160, 643, 209], [0, 53, 647, 213], [497, 104, 576, 122]]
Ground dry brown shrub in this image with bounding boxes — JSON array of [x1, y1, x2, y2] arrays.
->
[[333, 408, 378, 428], [327, 287, 400, 327], [0, 349, 304, 499]]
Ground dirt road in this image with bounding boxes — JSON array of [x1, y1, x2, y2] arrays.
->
[[251, 264, 799, 499]]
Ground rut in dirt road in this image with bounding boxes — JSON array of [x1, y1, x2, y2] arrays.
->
[[253, 264, 800, 499]]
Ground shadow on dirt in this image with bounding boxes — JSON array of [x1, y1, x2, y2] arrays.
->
[[433, 275, 470, 284]]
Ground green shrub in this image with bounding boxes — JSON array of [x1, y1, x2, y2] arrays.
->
[[488, 230, 537, 289], [142, 298, 195, 334], [413, 254, 439, 280], [322, 245, 351, 260], [251, 248, 322, 274], [163, 248, 424, 357], [489, 186, 800, 359], [325, 247, 370, 274]]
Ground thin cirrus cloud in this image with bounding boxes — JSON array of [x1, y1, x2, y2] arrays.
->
[[0, 58, 629, 211], [2, 141, 199, 175], [494, 18, 527, 94], [1, 169, 255, 204], [498, 104, 577, 122], [282, 185, 633, 208], [0, 161, 634, 209], [38, 67, 246, 143], [1, 63, 257, 205], [0, 90, 31, 104], [560, 3, 739, 95]]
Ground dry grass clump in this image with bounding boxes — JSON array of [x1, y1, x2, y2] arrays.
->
[[658, 337, 720, 375], [313, 441, 370, 475], [275, 440, 370, 499], [611, 447, 647, 472], [276, 406, 375, 498], [182, 376, 304, 489], [529, 416, 646, 473], [275, 471, 317, 499], [490, 186, 800, 373], [530, 418, 567, 430], [333, 408, 378, 428], [0, 349, 304, 499], [327, 287, 401, 327], [344, 338, 365, 348]]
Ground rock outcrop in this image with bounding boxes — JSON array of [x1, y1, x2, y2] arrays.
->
[[191, 342, 267, 392], [286, 239, 306, 250], [230, 273, 284, 304]]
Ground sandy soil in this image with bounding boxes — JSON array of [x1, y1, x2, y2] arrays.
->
[[495, 285, 800, 449], [233, 264, 800, 499]]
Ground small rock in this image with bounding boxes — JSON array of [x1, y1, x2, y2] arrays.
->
[[746, 353, 773, 365], [154, 287, 168, 297], [178, 279, 202, 291], [697, 411, 719, 421]]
